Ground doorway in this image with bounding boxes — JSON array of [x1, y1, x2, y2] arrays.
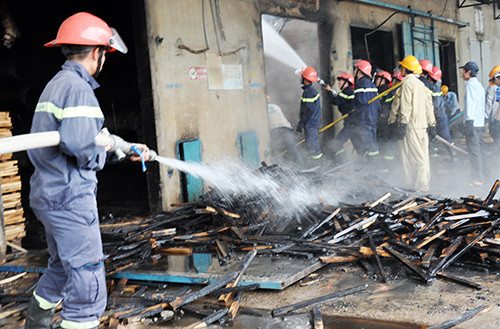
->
[[350, 26, 395, 72], [0, 0, 156, 247]]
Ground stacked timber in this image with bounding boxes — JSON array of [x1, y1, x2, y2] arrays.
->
[[0, 112, 25, 242]]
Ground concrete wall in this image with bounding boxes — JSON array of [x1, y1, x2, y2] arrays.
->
[[142, 0, 499, 209], [144, 0, 270, 209]]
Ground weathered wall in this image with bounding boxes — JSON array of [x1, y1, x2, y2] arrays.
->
[[144, 0, 271, 209]]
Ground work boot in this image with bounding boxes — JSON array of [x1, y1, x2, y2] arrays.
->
[[25, 295, 56, 329]]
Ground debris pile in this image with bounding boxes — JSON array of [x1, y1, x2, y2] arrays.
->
[[0, 164, 499, 328]]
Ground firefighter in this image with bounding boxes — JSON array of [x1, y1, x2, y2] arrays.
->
[[418, 59, 444, 156], [374, 70, 398, 168], [352, 60, 381, 162], [25, 13, 149, 329], [429, 66, 456, 160], [389, 55, 436, 192], [296, 66, 322, 160], [442, 84, 463, 140], [323, 72, 356, 163], [486, 65, 500, 153]]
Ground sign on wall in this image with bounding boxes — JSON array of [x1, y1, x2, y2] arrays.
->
[[189, 67, 207, 80], [222, 64, 243, 90]]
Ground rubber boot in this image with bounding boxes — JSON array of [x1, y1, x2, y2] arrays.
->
[[25, 295, 56, 329]]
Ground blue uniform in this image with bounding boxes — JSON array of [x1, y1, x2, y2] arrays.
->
[[352, 76, 380, 157], [376, 83, 398, 161], [328, 86, 356, 160], [27, 60, 107, 328], [297, 84, 322, 157], [420, 76, 453, 156]]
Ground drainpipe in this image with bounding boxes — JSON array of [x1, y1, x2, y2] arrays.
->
[[347, 0, 469, 28]]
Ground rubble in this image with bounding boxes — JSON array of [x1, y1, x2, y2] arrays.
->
[[0, 164, 499, 328]]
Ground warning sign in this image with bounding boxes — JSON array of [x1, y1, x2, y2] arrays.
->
[[188, 67, 207, 80]]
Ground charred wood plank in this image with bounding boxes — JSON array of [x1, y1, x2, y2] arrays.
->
[[426, 304, 491, 329], [436, 272, 482, 290], [170, 272, 239, 310], [383, 246, 429, 283], [219, 249, 257, 304], [439, 218, 500, 272], [428, 237, 463, 277], [368, 234, 387, 283], [421, 242, 438, 269], [185, 308, 229, 329], [312, 306, 324, 329], [271, 284, 368, 317], [300, 208, 340, 240], [482, 179, 499, 205]]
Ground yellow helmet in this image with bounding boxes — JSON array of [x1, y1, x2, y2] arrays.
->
[[489, 65, 500, 85], [441, 85, 449, 93], [399, 55, 423, 74]]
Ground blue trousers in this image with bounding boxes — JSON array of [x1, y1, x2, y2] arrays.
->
[[305, 126, 322, 157], [351, 124, 379, 157], [436, 110, 452, 142], [33, 209, 107, 326]]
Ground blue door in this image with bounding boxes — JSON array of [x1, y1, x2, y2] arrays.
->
[[177, 139, 203, 202], [238, 131, 260, 168], [402, 22, 440, 68]]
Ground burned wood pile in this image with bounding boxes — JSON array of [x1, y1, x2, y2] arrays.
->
[[90, 163, 500, 327], [1, 164, 498, 328]]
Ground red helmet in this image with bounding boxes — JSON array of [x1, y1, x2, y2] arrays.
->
[[301, 66, 319, 82], [45, 12, 127, 53], [375, 71, 392, 83], [429, 66, 442, 82], [419, 59, 433, 74], [337, 72, 355, 86], [355, 60, 372, 76], [392, 70, 403, 82]]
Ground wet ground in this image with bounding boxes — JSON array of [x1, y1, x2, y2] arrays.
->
[[2, 136, 499, 329]]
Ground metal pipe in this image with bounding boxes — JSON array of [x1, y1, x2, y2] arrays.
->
[[348, 0, 469, 28], [202, 0, 210, 49], [208, 0, 222, 54]]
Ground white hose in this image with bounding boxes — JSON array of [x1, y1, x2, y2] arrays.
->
[[0, 131, 111, 155]]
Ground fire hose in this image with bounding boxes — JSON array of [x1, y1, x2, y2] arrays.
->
[[0, 128, 158, 168]]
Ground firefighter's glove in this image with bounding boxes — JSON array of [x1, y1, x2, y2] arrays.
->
[[427, 125, 437, 140], [330, 89, 339, 97], [296, 125, 303, 133], [391, 123, 407, 140]]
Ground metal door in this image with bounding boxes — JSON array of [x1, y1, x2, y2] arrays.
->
[[238, 131, 260, 168], [176, 139, 203, 202], [402, 21, 440, 68]]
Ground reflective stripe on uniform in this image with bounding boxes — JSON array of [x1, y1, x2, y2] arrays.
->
[[366, 151, 379, 156], [311, 153, 323, 159], [33, 290, 61, 310], [335, 149, 345, 156], [383, 155, 395, 160], [61, 320, 101, 329], [301, 94, 320, 103], [354, 88, 378, 93], [431, 91, 443, 97], [339, 92, 355, 99], [385, 95, 395, 103], [35, 102, 104, 120]]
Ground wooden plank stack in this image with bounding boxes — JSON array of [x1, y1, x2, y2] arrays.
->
[[0, 112, 26, 243]]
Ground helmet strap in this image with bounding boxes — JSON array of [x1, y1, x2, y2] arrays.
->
[[95, 47, 105, 78]]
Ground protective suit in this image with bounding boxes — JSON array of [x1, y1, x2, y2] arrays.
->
[[27, 60, 107, 328], [389, 74, 435, 192]]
